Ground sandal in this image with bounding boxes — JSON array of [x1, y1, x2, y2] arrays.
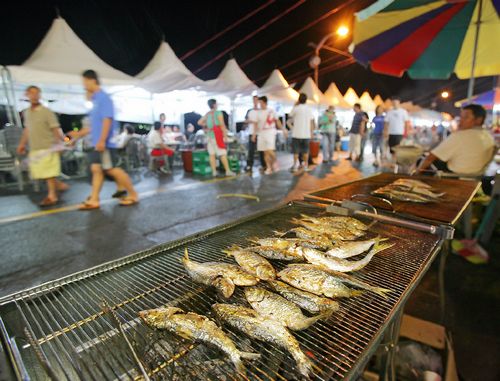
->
[[119, 198, 139, 206], [78, 201, 100, 210], [39, 197, 58, 207], [112, 190, 127, 198]]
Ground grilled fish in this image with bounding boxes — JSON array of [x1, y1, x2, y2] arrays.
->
[[212, 303, 314, 378], [275, 228, 334, 249], [180, 249, 258, 298], [300, 214, 367, 236], [268, 280, 339, 314], [393, 179, 433, 189], [326, 236, 388, 259], [248, 237, 330, 251], [223, 245, 276, 280], [372, 189, 439, 203], [279, 264, 391, 299], [138, 307, 259, 373], [238, 245, 303, 262], [300, 214, 369, 231], [290, 218, 360, 241], [294, 236, 393, 272], [245, 287, 331, 331]]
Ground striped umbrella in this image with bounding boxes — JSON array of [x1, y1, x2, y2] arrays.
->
[[352, 0, 500, 98]]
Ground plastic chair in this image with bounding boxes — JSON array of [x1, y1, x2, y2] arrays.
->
[[0, 125, 27, 190]]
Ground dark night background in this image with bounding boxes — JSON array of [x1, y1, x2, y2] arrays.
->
[[0, 0, 496, 117]]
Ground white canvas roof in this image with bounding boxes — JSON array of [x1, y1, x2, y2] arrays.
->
[[200, 59, 258, 98], [343, 88, 360, 107], [373, 94, 385, 107], [260, 69, 299, 103], [297, 77, 331, 105], [135, 42, 205, 93], [7, 18, 137, 86], [324, 82, 351, 109], [359, 91, 377, 111]]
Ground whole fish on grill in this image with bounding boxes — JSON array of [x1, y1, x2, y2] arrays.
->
[[372, 188, 440, 203], [278, 264, 391, 299], [248, 237, 330, 251], [138, 306, 260, 374], [393, 179, 433, 189], [300, 214, 369, 231], [268, 280, 339, 314], [212, 303, 314, 378], [292, 236, 394, 272], [275, 228, 334, 248], [236, 245, 303, 262], [290, 218, 361, 241], [326, 236, 389, 259], [223, 246, 276, 280], [300, 214, 367, 236], [245, 287, 332, 331], [180, 249, 258, 298], [387, 184, 445, 199]]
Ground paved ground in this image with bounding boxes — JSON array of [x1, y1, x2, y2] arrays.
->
[[0, 150, 498, 381]]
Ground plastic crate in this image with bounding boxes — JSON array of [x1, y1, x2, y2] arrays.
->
[[193, 162, 213, 175], [192, 150, 210, 164], [219, 156, 240, 172]]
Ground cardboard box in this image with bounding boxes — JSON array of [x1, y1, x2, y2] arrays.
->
[[363, 314, 458, 381]]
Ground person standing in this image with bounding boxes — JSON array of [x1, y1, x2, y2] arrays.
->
[[243, 95, 261, 172], [384, 97, 410, 163], [197, 99, 235, 177], [17, 86, 68, 206], [320, 106, 338, 162], [358, 111, 370, 162], [250, 96, 287, 175], [288, 93, 314, 172], [68, 70, 139, 209], [347, 103, 368, 162], [371, 105, 385, 167]]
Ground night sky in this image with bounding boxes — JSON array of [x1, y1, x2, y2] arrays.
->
[[0, 0, 495, 116]]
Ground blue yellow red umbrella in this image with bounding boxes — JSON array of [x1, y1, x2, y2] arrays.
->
[[352, 0, 500, 81]]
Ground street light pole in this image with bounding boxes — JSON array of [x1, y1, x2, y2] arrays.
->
[[310, 27, 348, 85]]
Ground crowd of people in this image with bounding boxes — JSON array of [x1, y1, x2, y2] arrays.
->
[[14, 72, 497, 209]]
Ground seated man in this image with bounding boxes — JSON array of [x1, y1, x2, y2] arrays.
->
[[148, 122, 174, 174], [415, 104, 495, 175]]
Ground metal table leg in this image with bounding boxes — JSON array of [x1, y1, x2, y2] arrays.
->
[[377, 309, 405, 381]]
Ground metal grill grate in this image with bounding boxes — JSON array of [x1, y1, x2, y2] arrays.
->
[[0, 201, 442, 380]]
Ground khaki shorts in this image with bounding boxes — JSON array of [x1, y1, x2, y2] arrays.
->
[[28, 150, 61, 179], [257, 130, 276, 152], [349, 133, 361, 156], [207, 138, 227, 156], [88, 148, 120, 170]]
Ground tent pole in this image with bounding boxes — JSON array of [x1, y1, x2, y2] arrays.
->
[[467, 0, 483, 101]]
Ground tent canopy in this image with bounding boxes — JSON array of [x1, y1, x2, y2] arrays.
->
[[200, 59, 258, 98], [343, 88, 360, 107], [373, 94, 385, 107], [359, 91, 377, 111], [7, 18, 137, 86], [324, 83, 351, 109], [297, 77, 331, 105], [260, 69, 299, 103], [135, 42, 204, 94], [454, 88, 500, 109]]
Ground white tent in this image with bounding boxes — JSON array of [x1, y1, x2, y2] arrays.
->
[[343, 88, 360, 107], [324, 83, 351, 109], [297, 77, 331, 105], [7, 18, 137, 86], [359, 91, 377, 111], [135, 42, 205, 93], [373, 94, 385, 107], [201, 58, 258, 98], [260, 69, 299, 103]]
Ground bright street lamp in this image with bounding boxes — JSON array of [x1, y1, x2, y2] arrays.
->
[[310, 27, 349, 84], [441, 91, 449, 98]]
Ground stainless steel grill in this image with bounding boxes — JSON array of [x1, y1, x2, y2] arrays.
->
[[0, 201, 442, 380]]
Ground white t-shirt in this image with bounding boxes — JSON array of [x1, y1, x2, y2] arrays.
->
[[431, 127, 494, 174], [256, 109, 278, 133], [385, 108, 409, 135], [289, 104, 313, 139], [247, 109, 258, 135], [148, 129, 164, 152]]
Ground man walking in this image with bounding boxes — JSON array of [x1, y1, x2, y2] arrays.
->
[[17, 86, 68, 206], [288, 93, 314, 172], [320, 105, 338, 162], [243, 95, 263, 172], [250, 96, 287, 175], [384, 97, 410, 163], [347, 103, 367, 162], [69, 70, 139, 209]]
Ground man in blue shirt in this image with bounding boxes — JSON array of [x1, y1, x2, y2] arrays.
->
[[69, 70, 139, 209]]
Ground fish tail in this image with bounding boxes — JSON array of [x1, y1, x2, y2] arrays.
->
[[232, 356, 247, 374], [274, 230, 286, 237], [300, 214, 315, 221], [350, 290, 364, 297], [240, 351, 261, 360], [371, 287, 393, 299], [179, 248, 190, 263], [296, 354, 315, 378], [247, 237, 260, 244], [372, 236, 395, 255], [221, 249, 233, 257]]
